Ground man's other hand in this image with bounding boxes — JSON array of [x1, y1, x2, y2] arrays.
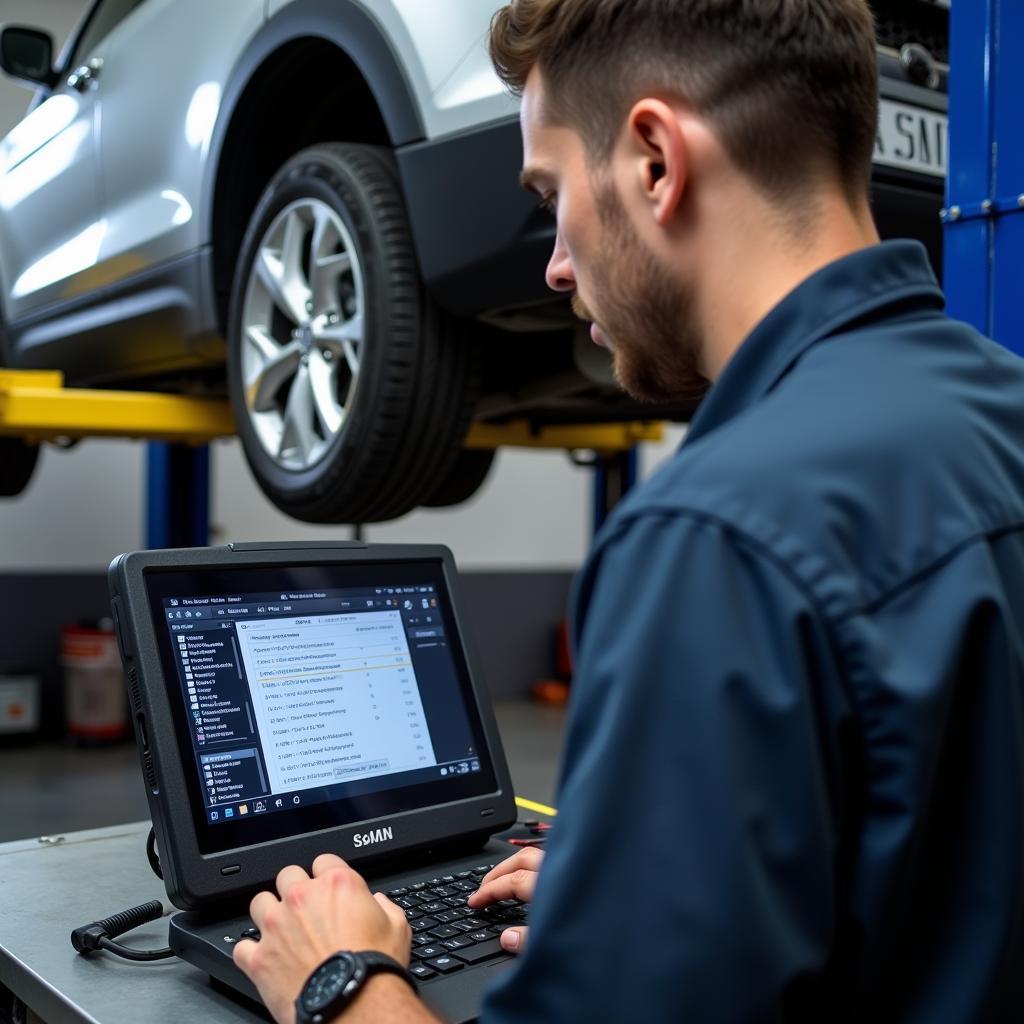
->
[[467, 846, 544, 954], [233, 854, 412, 1024]]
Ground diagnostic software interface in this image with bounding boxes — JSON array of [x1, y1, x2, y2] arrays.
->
[[158, 582, 482, 826]]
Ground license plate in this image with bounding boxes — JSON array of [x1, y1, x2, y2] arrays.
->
[[874, 98, 947, 179]]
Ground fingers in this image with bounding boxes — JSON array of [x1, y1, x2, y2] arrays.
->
[[275, 864, 310, 899], [478, 847, 544, 888], [232, 934, 258, 972], [500, 926, 528, 954], [468, 866, 539, 908], [311, 853, 348, 878], [249, 889, 278, 930]]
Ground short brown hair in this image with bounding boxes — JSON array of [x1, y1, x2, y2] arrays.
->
[[489, 0, 879, 205]]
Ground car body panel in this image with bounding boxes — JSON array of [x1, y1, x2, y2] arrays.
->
[[265, 0, 518, 140], [89, 0, 264, 296], [0, 82, 102, 321]]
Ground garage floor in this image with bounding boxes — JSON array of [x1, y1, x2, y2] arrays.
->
[[0, 700, 567, 844]]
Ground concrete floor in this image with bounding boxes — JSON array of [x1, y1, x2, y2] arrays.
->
[[0, 700, 567, 843]]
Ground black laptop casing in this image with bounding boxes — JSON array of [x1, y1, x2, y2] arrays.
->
[[108, 540, 518, 913]]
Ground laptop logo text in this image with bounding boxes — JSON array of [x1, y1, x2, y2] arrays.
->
[[353, 826, 394, 848]]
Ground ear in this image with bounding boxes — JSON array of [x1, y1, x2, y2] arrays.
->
[[625, 99, 687, 226]]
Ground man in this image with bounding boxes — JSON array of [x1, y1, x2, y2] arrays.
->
[[234, 1, 1024, 1020]]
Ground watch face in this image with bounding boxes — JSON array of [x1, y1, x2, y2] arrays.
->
[[302, 953, 358, 1014]]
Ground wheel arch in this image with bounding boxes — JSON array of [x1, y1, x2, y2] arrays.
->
[[205, 0, 426, 334]]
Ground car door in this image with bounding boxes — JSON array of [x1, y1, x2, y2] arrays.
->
[[0, 9, 110, 325]]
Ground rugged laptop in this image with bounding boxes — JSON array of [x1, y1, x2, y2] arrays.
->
[[108, 541, 522, 1023]]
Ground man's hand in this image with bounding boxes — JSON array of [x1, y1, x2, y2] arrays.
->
[[233, 854, 418, 1024], [467, 847, 544, 954]]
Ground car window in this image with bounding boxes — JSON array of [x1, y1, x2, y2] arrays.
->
[[68, 0, 146, 69]]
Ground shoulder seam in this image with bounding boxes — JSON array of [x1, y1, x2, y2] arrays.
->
[[603, 506, 1024, 626]]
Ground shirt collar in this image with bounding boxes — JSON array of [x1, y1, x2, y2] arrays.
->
[[683, 240, 945, 446]]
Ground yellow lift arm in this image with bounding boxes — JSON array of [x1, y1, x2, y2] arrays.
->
[[0, 369, 663, 451]]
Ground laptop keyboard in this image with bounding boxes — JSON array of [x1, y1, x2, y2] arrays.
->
[[234, 863, 527, 984], [377, 862, 527, 982]]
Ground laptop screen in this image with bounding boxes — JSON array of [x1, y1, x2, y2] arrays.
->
[[143, 559, 497, 854]]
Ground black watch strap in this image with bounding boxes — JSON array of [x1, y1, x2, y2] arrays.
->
[[359, 950, 418, 990]]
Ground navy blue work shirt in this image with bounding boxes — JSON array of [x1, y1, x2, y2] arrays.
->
[[482, 241, 1024, 1023]]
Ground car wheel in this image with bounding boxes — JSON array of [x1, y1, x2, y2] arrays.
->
[[0, 437, 40, 497], [425, 449, 496, 508], [228, 143, 480, 523]]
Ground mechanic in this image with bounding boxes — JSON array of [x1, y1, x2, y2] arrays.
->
[[232, 1, 1024, 1020]]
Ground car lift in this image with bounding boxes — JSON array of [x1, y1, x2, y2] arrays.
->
[[0, 368, 661, 547]]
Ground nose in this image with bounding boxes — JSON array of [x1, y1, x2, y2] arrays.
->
[[545, 230, 576, 293]]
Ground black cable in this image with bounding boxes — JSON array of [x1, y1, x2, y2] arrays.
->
[[146, 826, 163, 880], [70, 836, 177, 964], [71, 899, 175, 961]]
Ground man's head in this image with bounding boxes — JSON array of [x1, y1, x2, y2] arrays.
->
[[489, 0, 880, 402]]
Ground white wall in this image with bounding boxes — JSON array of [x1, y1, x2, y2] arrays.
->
[[0, 0, 687, 573]]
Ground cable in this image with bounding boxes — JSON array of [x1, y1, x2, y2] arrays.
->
[[71, 899, 175, 962], [70, 830, 176, 962], [146, 823, 161, 880]]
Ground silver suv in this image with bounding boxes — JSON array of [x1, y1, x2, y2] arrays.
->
[[0, 0, 949, 521]]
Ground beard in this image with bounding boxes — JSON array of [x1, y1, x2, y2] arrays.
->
[[572, 181, 709, 405]]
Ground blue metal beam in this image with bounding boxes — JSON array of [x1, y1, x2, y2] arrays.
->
[[146, 442, 210, 549], [944, 0, 1024, 352]]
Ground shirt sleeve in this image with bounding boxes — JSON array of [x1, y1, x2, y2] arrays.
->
[[481, 512, 853, 1023]]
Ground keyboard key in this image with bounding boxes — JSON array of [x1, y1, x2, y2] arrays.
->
[[431, 886, 458, 898], [452, 938, 508, 964], [450, 907, 476, 919], [409, 964, 436, 981], [456, 870, 474, 879], [444, 896, 468, 907], [404, 909, 424, 922], [453, 921, 479, 934], [420, 902, 447, 915], [433, 911, 458, 924], [412, 935, 430, 947], [453, 880, 478, 893], [388, 887, 409, 897], [468, 930, 491, 943], [425, 955, 464, 974], [411, 917, 440, 933], [413, 945, 446, 960], [427, 878, 443, 886], [410, 882, 429, 892], [239, 927, 261, 941], [442, 936, 474, 950], [428, 925, 459, 939], [473, 865, 493, 874], [394, 897, 422, 910], [440, 875, 456, 884], [462, 918, 488, 929]]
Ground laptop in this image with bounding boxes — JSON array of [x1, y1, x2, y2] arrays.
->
[[108, 540, 523, 1023]]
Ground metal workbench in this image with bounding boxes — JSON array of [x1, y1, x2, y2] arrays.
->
[[0, 822, 262, 1024]]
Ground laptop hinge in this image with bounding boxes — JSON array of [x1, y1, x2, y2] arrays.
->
[[227, 541, 368, 552]]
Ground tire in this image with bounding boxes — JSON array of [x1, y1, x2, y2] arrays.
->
[[425, 449, 496, 508], [228, 143, 480, 523], [0, 437, 39, 497]]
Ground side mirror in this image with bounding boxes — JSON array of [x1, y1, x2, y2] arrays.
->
[[0, 26, 56, 89]]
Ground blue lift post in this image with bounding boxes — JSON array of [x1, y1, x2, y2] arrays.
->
[[944, 0, 1024, 349], [592, 448, 639, 537], [146, 443, 211, 549]]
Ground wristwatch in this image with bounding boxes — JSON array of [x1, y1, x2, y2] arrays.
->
[[295, 951, 418, 1024]]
